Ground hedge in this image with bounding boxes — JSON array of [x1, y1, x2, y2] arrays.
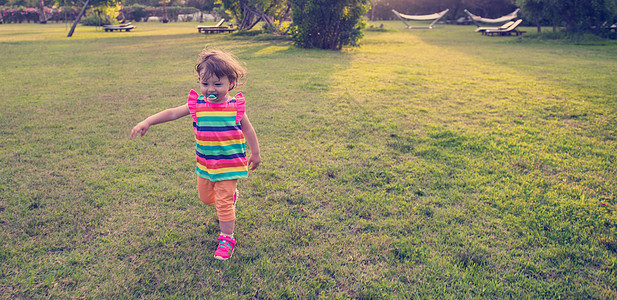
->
[[0, 6, 79, 23], [0, 5, 201, 24]]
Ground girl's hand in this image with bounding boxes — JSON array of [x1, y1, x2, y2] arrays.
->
[[130, 121, 150, 138], [240, 114, 261, 170], [130, 104, 190, 138], [248, 153, 261, 170]]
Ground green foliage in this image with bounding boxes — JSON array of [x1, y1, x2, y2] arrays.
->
[[79, 11, 112, 25], [219, 0, 290, 32], [526, 30, 617, 43], [121, 4, 149, 21], [516, 0, 547, 32], [3, 0, 39, 6], [119, 0, 187, 6], [290, 0, 368, 50], [57, 0, 117, 9], [517, 0, 617, 34], [183, 0, 216, 12]]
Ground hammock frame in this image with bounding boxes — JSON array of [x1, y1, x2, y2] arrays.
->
[[464, 8, 520, 27], [392, 9, 450, 29]]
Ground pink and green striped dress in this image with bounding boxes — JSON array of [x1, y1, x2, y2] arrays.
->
[[187, 89, 248, 181]]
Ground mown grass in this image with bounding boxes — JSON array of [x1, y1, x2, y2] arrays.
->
[[1, 21, 616, 298]]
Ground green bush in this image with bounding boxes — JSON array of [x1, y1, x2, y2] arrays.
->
[[80, 13, 112, 26], [526, 29, 617, 44], [289, 0, 368, 50], [122, 4, 148, 22]]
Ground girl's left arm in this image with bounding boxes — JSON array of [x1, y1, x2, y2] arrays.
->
[[241, 114, 261, 170]]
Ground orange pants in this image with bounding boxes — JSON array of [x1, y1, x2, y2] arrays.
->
[[197, 177, 238, 222]]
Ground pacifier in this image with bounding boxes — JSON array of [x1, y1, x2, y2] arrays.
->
[[207, 93, 217, 101]]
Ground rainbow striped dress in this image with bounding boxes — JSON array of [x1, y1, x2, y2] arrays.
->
[[187, 89, 248, 181]]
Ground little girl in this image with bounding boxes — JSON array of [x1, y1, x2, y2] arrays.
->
[[130, 49, 261, 260]]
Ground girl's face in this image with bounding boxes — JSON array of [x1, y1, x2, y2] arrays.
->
[[199, 74, 233, 103]]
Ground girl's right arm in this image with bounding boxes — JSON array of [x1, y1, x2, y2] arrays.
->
[[130, 104, 190, 138]]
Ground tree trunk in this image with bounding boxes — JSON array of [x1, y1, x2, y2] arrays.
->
[[332, 20, 341, 50], [67, 0, 90, 37], [39, 0, 47, 23], [247, 16, 262, 30], [565, 14, 574, 33], [260, 14, 280, 34], [535, 16, 541, 33], [163, 3, 169, 23], [566, 22, 573, 32]]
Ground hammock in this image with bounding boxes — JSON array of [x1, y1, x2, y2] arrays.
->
[[464, 8, 520, 26], [392, 9, 450, 29]]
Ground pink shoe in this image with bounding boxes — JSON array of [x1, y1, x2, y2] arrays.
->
[[214, 235, 236, 260]]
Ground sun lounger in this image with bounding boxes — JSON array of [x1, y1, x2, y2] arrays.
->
[[475, 21, 514, 33], [196, 19, 236, 34], [103, 24, 136, 32], [198, 18, 225, 29], [485, 19, 525, 36], [197, 27, 237, 34]]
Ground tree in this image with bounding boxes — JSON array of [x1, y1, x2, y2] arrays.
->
[[289, 0, 368, 50], [518, 0, 617, 34], [56, 0, 118, 37], [368, 0, 382, 21], [219, 0, 290, 32], [185, 0, 216, 22], [39, 0, 47, 23], [579, 0, 617, 34], [160, 0, 169, 22], [516, 0, 546, 33]]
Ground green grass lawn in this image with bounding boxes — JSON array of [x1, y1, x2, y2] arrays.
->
[[1, 21, 616, 298]]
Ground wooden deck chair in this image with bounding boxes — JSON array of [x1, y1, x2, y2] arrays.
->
[[464, 8, 519, 27], [485, 19, 525, 36], [475, 21, 514, 33], [197, 19, 228, 33], [210, 19, 226, 28], [392, 9, 449, 29]]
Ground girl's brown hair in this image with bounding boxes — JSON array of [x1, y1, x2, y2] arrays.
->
[[195, 49, 247, 90]]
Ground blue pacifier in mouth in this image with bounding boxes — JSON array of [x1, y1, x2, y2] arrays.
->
[[207, 94, 217, 100]]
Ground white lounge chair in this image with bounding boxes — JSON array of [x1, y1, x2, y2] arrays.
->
[[474, 21, 515, 33], [485, 19, 525, 36], [196, 19, 236, 34], [103, 23, 136, 32], [392, 9, 449, 29]]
